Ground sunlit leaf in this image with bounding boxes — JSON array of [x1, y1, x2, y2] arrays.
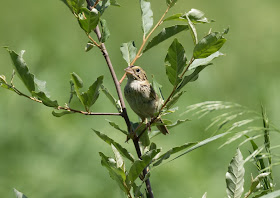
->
[[143, 25, 189, 53], [93, 129, 135, 162], [100, 19, 110, 43], [14, 188, 28, 198], [165, 38, 187, 86], [189, 51, 224, 70], [140, 0, 153, 36], [226, 148, 245, 198], [186, 9, 210, 24], [153, 142, 196, 166], [193, 31, 227, 59], [245, 173, 271, 198], [202, 192, 207, 198], [120, 41, 137, 65], [85, 41, 95, 52], [163, 13, 183, 22], [185, 15, 198, 44], [111, 144, 125, 171], [0, 75, 14, 91], [127, 149, 161, 184], [78, 7, 100, 33]]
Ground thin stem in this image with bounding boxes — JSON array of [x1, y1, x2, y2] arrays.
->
[[119, 4, 172, 84], [87, 34, 101, 48]]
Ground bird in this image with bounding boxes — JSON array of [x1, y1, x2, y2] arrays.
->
[[124, 65, 169, 135]]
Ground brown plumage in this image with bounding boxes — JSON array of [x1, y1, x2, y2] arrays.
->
[[124, 66, 169, 135]]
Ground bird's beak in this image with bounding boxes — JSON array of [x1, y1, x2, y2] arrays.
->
[[124, 66, 134, 75]]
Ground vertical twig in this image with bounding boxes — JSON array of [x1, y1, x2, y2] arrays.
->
[[93, 25, 154, 198]]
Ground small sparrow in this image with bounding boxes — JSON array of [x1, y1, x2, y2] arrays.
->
[[124, 66, 169, 135]]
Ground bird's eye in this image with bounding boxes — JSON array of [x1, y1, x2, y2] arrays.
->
[[136, 68, 140, 73]]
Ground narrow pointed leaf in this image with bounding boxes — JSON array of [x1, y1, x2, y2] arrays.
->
[[71, 72, 85, 107], [226, 148, 245, 198], [175, 65, 208, 94], [106, 120, 128, 135], [120, 41, 137, 65], [193, 32, 227, 59], [6, 49, 35, 93], [202, 192, 207, 198], [144, 25, 189, 52], [101, 85, 122, 112], [166, 91, 185, 109], [165, 38, 187, 86], [0, 75, 14, 91], [127, 149, 161, 184], [78, 8, 100, 33], [110, 0, 120, 6], [171, 132, 230, 161], [163, 13, 183, 22], [186, 15, 198, 44], [153, 142, 196, 166], [93, 130, 135, 162], [99, 152, 127, 192], [140, 0, 153, 36], [100, 19, 110, 43], [166, 0, 177, 8], [14, 188, 28, 198]]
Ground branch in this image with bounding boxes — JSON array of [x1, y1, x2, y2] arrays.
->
[[119, 4, 172, 84]]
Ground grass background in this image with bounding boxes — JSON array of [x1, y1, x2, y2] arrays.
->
[[0, 0, 280, 197]]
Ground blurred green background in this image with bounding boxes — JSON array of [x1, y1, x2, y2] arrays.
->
[[1, 0, 280, 197]]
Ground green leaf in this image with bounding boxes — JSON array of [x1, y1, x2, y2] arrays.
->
[[100, 19, 110, 43], [120, 41, 137, 65], [106, 120, 128, 135], [32, 91, 59, 107], [78, 7, 100, 33], [127, 149, 161, 184], [140, 0, 153, 36], [0, 75, 14, 91], [52, 110, 74, 117], [165, 38, 187, 86], [164, 9, 211, 24], [165, 91, 185, 109], [111, 144, 125, 171], [93, 130, 135, 162], [101, 85, 121, 112], [245, 173, 271, 198], [14, 188, 28, 198], [6, 49, 35, 93], [189, 51, 224, 70], [85, 75, 103, 108], [71, 72, 83, 88], [153, 142, 196, 166], [144, 25, 189, 53], [186, 9, 211, 24], [193, 32, 227, 59], [226, 148, 245, 198], [61, 0, 85, 14], [110, 0, 120, 6], [131, 122, 150, 147], [185, 15, 198, 44], [202, 192, 207, 198], [166, 0, 177, 8], [85, 41, 95, 52], [175, 65, 208, 94], [99, 152, 127, 192], [151, 76, 163, 104], [171, 132, 230, 161], [258, 190, 280, 198]]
